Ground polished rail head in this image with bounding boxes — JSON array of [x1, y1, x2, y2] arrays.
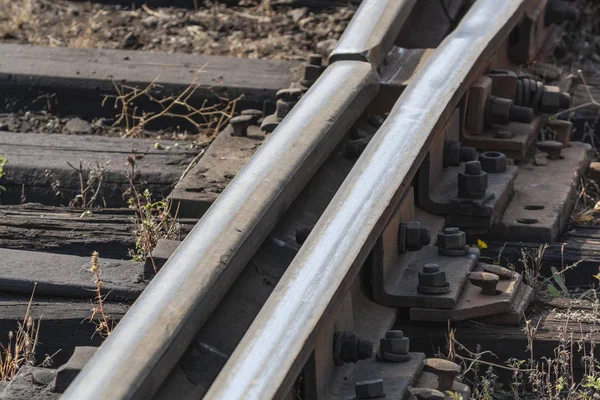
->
[[329, 0, 417, 67], [60, 61, 379, 400], [205, 0, 527, 398]]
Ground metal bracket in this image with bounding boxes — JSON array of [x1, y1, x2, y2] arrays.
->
[[417, 108, 518, 229]]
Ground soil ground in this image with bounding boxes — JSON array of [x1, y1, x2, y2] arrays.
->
[[0, 0, 353, 139], [0, 0, 354, 60]]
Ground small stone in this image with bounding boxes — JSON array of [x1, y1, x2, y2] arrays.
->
[[64, 118, 92, 134], [316, 38, 338, 57], [142, 16, 159, 28], [588, 162, 600, 181], [66, 6, 79, 17], [32, 368, 55, 386], [121, 32, 139, 49], [534, 153, 548, 166], [288, 8, 308, 23]]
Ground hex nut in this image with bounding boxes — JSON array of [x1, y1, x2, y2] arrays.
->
[[334, 331, 373, 365], [275, 99, 294, 119], [308, 54, 323, 66], [444, 141, 461, 166], [479, 151, 507, 173], [539, 86, 569, 113], [437, 228, 466, 250], [418, 264, 447, 288], [406, 221, 430, 251], [380, 336, 409, 355], [486, 96, 512, 125], [355, 378, 385, 399], [302, 64, 322, 83], [458, 161, 488, 198]]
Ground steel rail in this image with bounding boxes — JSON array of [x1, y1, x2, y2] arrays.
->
[[61, 61, 379, 400], [329, 0, 416, 66], [204, 0, 527, 398]]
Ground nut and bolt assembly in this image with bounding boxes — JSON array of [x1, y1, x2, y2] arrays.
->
[[333, 331, 373, 365], [479, 151, 507, 174], [423, 358, 461, 392], [417, 264, 449, 295], [301, 54, 324, 88], [379, 330, 410, 363], [355, 378, 385, 399], [437, 227, 468, 256], [485, 95, 534, 125], [398, 221, 431, 254], [443, 141, 477, 167], [458, 161, 488, 198], [261, 88, 303, 133]]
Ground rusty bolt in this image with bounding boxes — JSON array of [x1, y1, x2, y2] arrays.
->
[[437, 227, 466, 251], [408, 387, 446, 400], [355, 378, 385, 399], [417, 264, 449, 295], [379, 329, 411, 362], [536, 140, 564, 160], [302, 64, 323, 84], [486, 96, 533, 125], [468, 271, 500, 295], [423, 358, 461, 392], [379, 330, 410, 358], [479, 151, 507, 173], [308, 54, 322, 66], [458, 161, 488, 198], [241, 109, 263, 124], [405, 221, 431, 251], [443, 141, 477, 167], [333, 331, 373, 365], [230, 115, 254, 137], [539, 86, 570, 113]]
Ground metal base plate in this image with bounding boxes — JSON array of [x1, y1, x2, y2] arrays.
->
[[489, 142, 591, 242]]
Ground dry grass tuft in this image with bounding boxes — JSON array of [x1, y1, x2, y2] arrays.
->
[[0, 285, 40, 381], [89, 251, 114, 338], [103, 78, 239, 142]]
